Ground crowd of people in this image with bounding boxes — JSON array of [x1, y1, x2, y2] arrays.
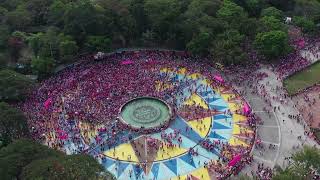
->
[[21, 49, 257, 179], [20, 34, 320, 179]]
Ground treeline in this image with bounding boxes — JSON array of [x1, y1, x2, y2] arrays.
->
[[0, 0, 320, 77]]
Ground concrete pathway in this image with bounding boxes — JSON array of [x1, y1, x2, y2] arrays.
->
[[224, 46, 320, 176]]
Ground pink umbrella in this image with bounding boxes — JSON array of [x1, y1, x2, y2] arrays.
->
[[228, 154, 242, 167]]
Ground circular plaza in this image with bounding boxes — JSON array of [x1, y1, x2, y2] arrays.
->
[[22, 50, 256, 180]]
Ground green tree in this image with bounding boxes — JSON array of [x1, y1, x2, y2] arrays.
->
[[59, 40, 78, 63], [261, 7, 283, 20], [0, 25, 10, 48], [267, 0, 295, 11], [0, 102, 29, 146], [31, 56, 54, 78], [0, 53, 7, 69], [0, 139, 115, 180], [294, 0, 320, 23], [129, 0, 149, 36], [63, 0, 106, 43], [85, 35, 111, 52], [293, 16, 316, 34], [144, 0, 181, 41], [217, 0, 248, 30], [272, 146, 320, 180], [21, 155, 107, 180], [187, 31, 211, 55], [27, 33, 43, 57], [0, 139, 62, 180], [254, 30, 292, 59], [19, 0, 53, 26], [260, 16, 285, 32], [38, 28, 61, 59], [211, 30, 247, 65], [0, 69, 34, 102], [0, 6, 8, 23], [5, 6, 32, 31], [233, 0, 266, 17], [47, 0, 67, 27]]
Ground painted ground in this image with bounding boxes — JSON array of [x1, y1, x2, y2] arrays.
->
[[22, 54, 255, 180]]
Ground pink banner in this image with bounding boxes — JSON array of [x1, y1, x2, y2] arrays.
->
[[57, 129, 68, 140], [228, 154, 242, 167], [243, 102, 251, 114], [44, 97, 52, 109], [214, 75, 224, 83], [121, 59, 134, 65]]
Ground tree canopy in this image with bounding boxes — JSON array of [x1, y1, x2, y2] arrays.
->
[[0, 102, 29, 146], [0, 69, 35, 102], [0, 139, 115, 180], [0, 0, 318, 70], [254, 30, 292, 59], [273, 146, 320, 180]]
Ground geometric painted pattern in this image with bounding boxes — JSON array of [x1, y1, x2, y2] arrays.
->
[[34, 66, 255, 180]]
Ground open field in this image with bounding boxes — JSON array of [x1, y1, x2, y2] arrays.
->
[[284, 61, 320, 95]]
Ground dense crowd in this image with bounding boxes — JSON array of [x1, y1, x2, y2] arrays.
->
[[275, 37, 320, 79], [21, 50, 256, 179]]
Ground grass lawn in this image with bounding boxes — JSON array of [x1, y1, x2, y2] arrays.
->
[[284, 61, 320, 95]]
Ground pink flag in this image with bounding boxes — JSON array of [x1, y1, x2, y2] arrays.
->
[[214, 75, 224, 83], [121, 59, 134, 65], [44, 97, 52, 109], [243, 102, 251, 114], [228, 154, 242, 167], [57, 129, 68, 140]]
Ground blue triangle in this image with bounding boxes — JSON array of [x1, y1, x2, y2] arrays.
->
[[208, 131, 227, 140], [198, 91, 210, 97], [103, 158, 115, 169], [117, 162, 129, 177], [179, 153, 196, 168], [214, 114, 231, 120], [209, 147, 221, 156], [163, 159, 177, 175], [212, 122, 231, 130], [170, 116, 202, 143], [151, 163, 160, 178], [133, 164, 143, 178], [209, 105, 227, 111], [208, 97, 220, 103]]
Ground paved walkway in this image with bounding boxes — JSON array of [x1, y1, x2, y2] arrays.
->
[[225, 46, 320, 176]]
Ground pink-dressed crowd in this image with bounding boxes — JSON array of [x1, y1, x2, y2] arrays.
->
[[20, 49, 257, 179]]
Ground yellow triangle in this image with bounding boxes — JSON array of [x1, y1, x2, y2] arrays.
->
[[190, 167, 211, 180], [188, 117, 212, 138], [188, 73, 202, 79], [103, 143, 139, 162], [201, 79, 211, 86], [78, 121, 106, 141], [229, 102, 241, 112], [171, 167, 210, 180], [232, 123, 254, 135], [229, 137, 249, 147], [233, 114, 247, 123], [177, 67, 187, 74], [184, 93, 208, 109], [155, 80, 173, 91], [155, 144, 187, 161]]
